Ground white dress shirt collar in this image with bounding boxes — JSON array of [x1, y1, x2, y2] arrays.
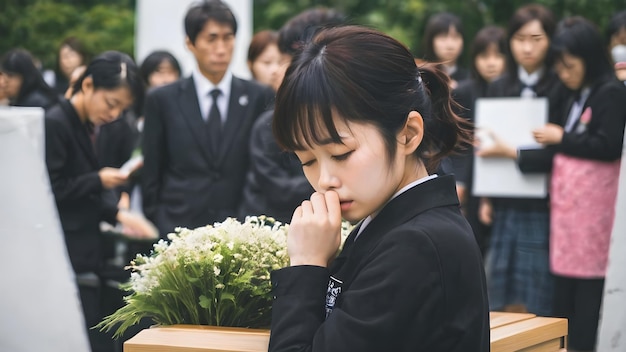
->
[[518, 66, 544, 98], [355, 174, 439, 240], [564, 86, 592, 133], [192, 69, 233, 122]]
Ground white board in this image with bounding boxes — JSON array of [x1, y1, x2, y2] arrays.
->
[[0, 107, 90, 351], [473, 97, 549, 198]]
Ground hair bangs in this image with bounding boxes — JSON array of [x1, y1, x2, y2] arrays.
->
[[273, 48, 344, 151]]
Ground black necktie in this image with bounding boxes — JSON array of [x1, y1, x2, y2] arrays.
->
[[207, 89, 222, 156]]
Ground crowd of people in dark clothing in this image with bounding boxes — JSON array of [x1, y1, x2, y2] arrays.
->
[[2, 1, 626, 351]]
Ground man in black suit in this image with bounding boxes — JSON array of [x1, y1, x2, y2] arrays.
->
[[142, 0, 273, 236]]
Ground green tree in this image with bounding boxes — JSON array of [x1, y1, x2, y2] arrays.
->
[[0, 0, 135, 70], [253, 0, 626, 66], [1, 0, 624, 71]]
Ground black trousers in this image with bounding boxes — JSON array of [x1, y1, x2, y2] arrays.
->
[[78, 279, 114, 352], [553, 275, 605, 351]]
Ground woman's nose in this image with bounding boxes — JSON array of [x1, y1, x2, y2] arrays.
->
[[317, 164, 340, 191]]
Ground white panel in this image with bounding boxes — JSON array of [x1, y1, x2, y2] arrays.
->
[[135, 0, 252, 79], [0, 107, 90, 352], [597, 125, 626, 351], [473, 97, 549, 198]]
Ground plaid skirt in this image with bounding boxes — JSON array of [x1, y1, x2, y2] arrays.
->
[[485, 206, 554, 316]]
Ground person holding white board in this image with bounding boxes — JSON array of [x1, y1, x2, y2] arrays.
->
[[474, 4, 568, 317]]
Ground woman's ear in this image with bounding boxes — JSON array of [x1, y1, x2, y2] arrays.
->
[[80, 75, 94, 95], [398, 111, 424, 155]]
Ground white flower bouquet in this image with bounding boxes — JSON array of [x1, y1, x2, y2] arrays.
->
[[98, 215, 354, 338], [97, 216, 289, 338]]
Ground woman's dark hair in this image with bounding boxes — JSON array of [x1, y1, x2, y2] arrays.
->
[[606, 10, 626, 43], [553, 16, 614, 87], [422, 12, 463, 62], [72, 51, 144, 108], [185, 0, 237, 44], [56, 37, 89, 74], [470, 25, 507, 82], [504, 4, 556, 80], [248, 30, 278, 63], [247, 30, 279, 77], [278, 7, 347, 56], [140, 50, 182, 86], [273, 25, 471, 173], [0, 48, 57, 106]]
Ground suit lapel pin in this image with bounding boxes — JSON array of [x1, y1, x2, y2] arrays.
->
[[239, 95, 248, 106]]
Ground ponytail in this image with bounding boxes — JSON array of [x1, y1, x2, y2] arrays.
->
[[417, 63, 472, 173]]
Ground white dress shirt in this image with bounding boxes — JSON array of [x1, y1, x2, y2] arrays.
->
[[193, 69, 233, 124], [518, 66, 544, 98], [564, 87, 591, 133]]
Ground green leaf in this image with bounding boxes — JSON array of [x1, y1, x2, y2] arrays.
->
[[198, 295, 212, 309]]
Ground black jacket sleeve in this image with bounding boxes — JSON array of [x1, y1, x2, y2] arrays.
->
[[45, 117, 103, 202]]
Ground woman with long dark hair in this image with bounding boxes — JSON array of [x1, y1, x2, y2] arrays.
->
[[0, 48, 57, 109], [533, 16, 626, 351], [452, 25, 507, 255], [422, 12, 468, 88]]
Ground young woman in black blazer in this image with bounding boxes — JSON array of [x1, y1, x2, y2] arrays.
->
[[532, 17, 626, 351], [422, 12, 469, 88], [268, 26, 489, 352], [452, 25, 507, 255], [476, 4, 568, 317], [44, 51, 156, 352]]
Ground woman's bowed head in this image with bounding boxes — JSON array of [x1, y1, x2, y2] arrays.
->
[[68, 51, 155, 239], [272, 25, 471, 267]]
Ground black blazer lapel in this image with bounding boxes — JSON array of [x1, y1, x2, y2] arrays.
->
[[60, 99, 98, 169], [332, 175, 460, 289], [177, 77, 215, 166], [216, 77, 248, 165], [354, 175, 459, 254]]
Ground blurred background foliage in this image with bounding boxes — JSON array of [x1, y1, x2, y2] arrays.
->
[[1, 0, 624, 70]]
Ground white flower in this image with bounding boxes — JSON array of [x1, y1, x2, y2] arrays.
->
[[98, 216, 352, 338]]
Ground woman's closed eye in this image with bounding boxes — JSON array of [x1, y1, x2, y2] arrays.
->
[[301, 159, 316, 167], [299, 151, 353, 167], [332, 151, 353, 161]]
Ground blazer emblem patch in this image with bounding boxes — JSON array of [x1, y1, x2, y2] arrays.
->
[[325, 276, 343, 319]]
